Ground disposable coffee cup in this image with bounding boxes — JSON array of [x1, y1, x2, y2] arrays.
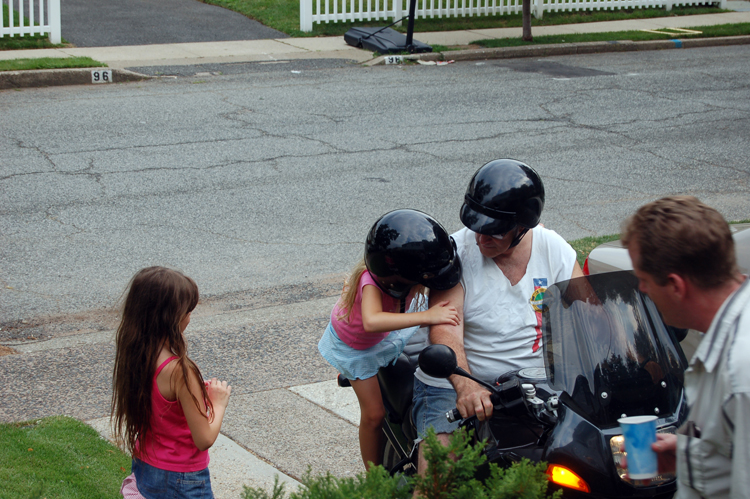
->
[[618, 415, 658, 479]]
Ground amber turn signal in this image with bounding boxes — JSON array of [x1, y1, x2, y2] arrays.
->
[[546, 464, 591, 493]]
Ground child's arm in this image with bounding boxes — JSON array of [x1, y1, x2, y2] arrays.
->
[[360, 284, 460, 334], [176, 366, 232, 451]]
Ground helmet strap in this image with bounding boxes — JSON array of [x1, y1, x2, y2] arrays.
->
[[509, 227, 530, 248]]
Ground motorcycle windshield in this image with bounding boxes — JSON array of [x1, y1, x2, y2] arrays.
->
[[541, 271, 687, 428]]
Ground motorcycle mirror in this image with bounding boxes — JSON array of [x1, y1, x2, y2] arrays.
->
[[419, 344, 501, 394], [418, 345, 458, 378]]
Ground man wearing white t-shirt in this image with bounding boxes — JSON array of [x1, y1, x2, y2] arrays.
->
[[412, 159, 584, 474]]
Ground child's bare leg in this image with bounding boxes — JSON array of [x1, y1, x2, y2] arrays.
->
[[350, 376, 385, 471]]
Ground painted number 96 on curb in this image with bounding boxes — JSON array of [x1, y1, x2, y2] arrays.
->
[[384, 55, 403, 65], [91, 70, 113, 84]]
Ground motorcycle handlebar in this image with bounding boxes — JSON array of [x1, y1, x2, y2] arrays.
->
[[447, 408, 461, 423], [445, 381, 525, 423], [446, 391, 501, 423]]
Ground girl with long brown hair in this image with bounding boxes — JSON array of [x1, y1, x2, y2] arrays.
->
[[112, 266, 231, 499]]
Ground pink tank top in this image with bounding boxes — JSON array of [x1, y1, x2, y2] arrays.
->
[[331, 271, 403, 350], [137, 356, 209, 472]]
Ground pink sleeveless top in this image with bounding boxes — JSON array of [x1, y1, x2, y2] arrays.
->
[[136, 356, 209, 472], [331, 271, 405, 350]]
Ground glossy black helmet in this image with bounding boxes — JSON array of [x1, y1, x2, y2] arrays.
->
[[365, 209, 462, 300], [460, 159, 545, 246]]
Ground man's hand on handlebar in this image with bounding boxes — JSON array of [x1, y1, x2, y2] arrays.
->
[[454, 377, 494, 421]]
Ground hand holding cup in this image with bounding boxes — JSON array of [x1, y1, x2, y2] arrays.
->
[[618, 415, 658, 479]]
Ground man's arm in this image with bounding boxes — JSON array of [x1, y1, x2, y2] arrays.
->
[[571, 260, 584, 279], [727, 392, 750, 498], [429, 284, 494, 421]]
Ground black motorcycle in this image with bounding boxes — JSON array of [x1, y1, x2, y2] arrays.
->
[[356, 270, 689, 498]]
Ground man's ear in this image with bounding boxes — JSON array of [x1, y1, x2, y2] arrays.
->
[[666, 273, 687, 301]]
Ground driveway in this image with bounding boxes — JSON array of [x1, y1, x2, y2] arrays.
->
[[60, 0, 287, 47]]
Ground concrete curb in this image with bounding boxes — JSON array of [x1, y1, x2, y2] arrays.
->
[[3, 35, 750, 87], [0, 67, 152, 90], [365, 35, 750, 65]]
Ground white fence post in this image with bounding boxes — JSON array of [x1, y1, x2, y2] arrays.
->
[[534, 0, 543, 20], [300, 0, 313, 32], [48, 0, 62, 44], [394, 0, 404, 25], [295, 0, 714, 31]]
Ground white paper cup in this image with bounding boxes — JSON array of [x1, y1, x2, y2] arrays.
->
[[618, 415, 658, 479]]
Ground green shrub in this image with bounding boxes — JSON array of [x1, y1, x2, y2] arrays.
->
[[242, 466, 411, 499], [484, 460, 563, 499], [242, 428, 560, 499]]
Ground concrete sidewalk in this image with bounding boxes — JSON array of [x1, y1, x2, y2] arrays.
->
[[84, 375, 364, 497], [4, 293, 361, 499], [83, 382, 359, 498], [87, 418, 306, 498], [1, 10, 750, 71]]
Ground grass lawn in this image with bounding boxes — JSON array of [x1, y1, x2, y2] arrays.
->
[[0, 34, 65, 50], [566, 220, 748, 268], [1, 4, 67, 50], [0, 56, 106, 72], [0, 416, 131, 499], [471, 21, 750, 47], [569, 234, 620, 268], [199, 0, 730, 37]]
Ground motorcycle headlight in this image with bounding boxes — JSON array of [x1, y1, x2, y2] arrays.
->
[[609, 427, 677, 487]]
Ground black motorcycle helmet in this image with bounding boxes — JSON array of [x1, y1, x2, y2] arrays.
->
[[365, 209, 462, 300], [460, 159, 545, 248]]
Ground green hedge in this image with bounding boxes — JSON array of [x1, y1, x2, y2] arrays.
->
[[242, 428, 562, 499]]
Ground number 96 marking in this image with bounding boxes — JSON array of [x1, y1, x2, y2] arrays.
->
[[91, 70, 113, 84]]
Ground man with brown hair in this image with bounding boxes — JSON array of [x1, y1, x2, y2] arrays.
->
[[622, 196, 749, 499]]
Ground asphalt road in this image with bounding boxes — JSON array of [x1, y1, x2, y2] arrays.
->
[[3, 46, 750, 331], [60, 0, 287, 47]]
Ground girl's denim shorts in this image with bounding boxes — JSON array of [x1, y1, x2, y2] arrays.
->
[[132, 458, 214, 499]]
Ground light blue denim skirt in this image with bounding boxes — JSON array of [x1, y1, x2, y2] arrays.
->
[[318, 321, 418, 380]]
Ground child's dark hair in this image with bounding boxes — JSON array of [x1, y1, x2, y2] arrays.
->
[[111, 266, 212, 457]]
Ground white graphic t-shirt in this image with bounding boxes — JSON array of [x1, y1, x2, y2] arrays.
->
[[415, 226, 576, 388]]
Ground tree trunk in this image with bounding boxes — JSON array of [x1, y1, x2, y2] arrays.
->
[[522, 0, 533, 41]]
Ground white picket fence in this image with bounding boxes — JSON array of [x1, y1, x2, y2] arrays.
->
[[1, 0, 61, 43], [300, 0, 724, 31]]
